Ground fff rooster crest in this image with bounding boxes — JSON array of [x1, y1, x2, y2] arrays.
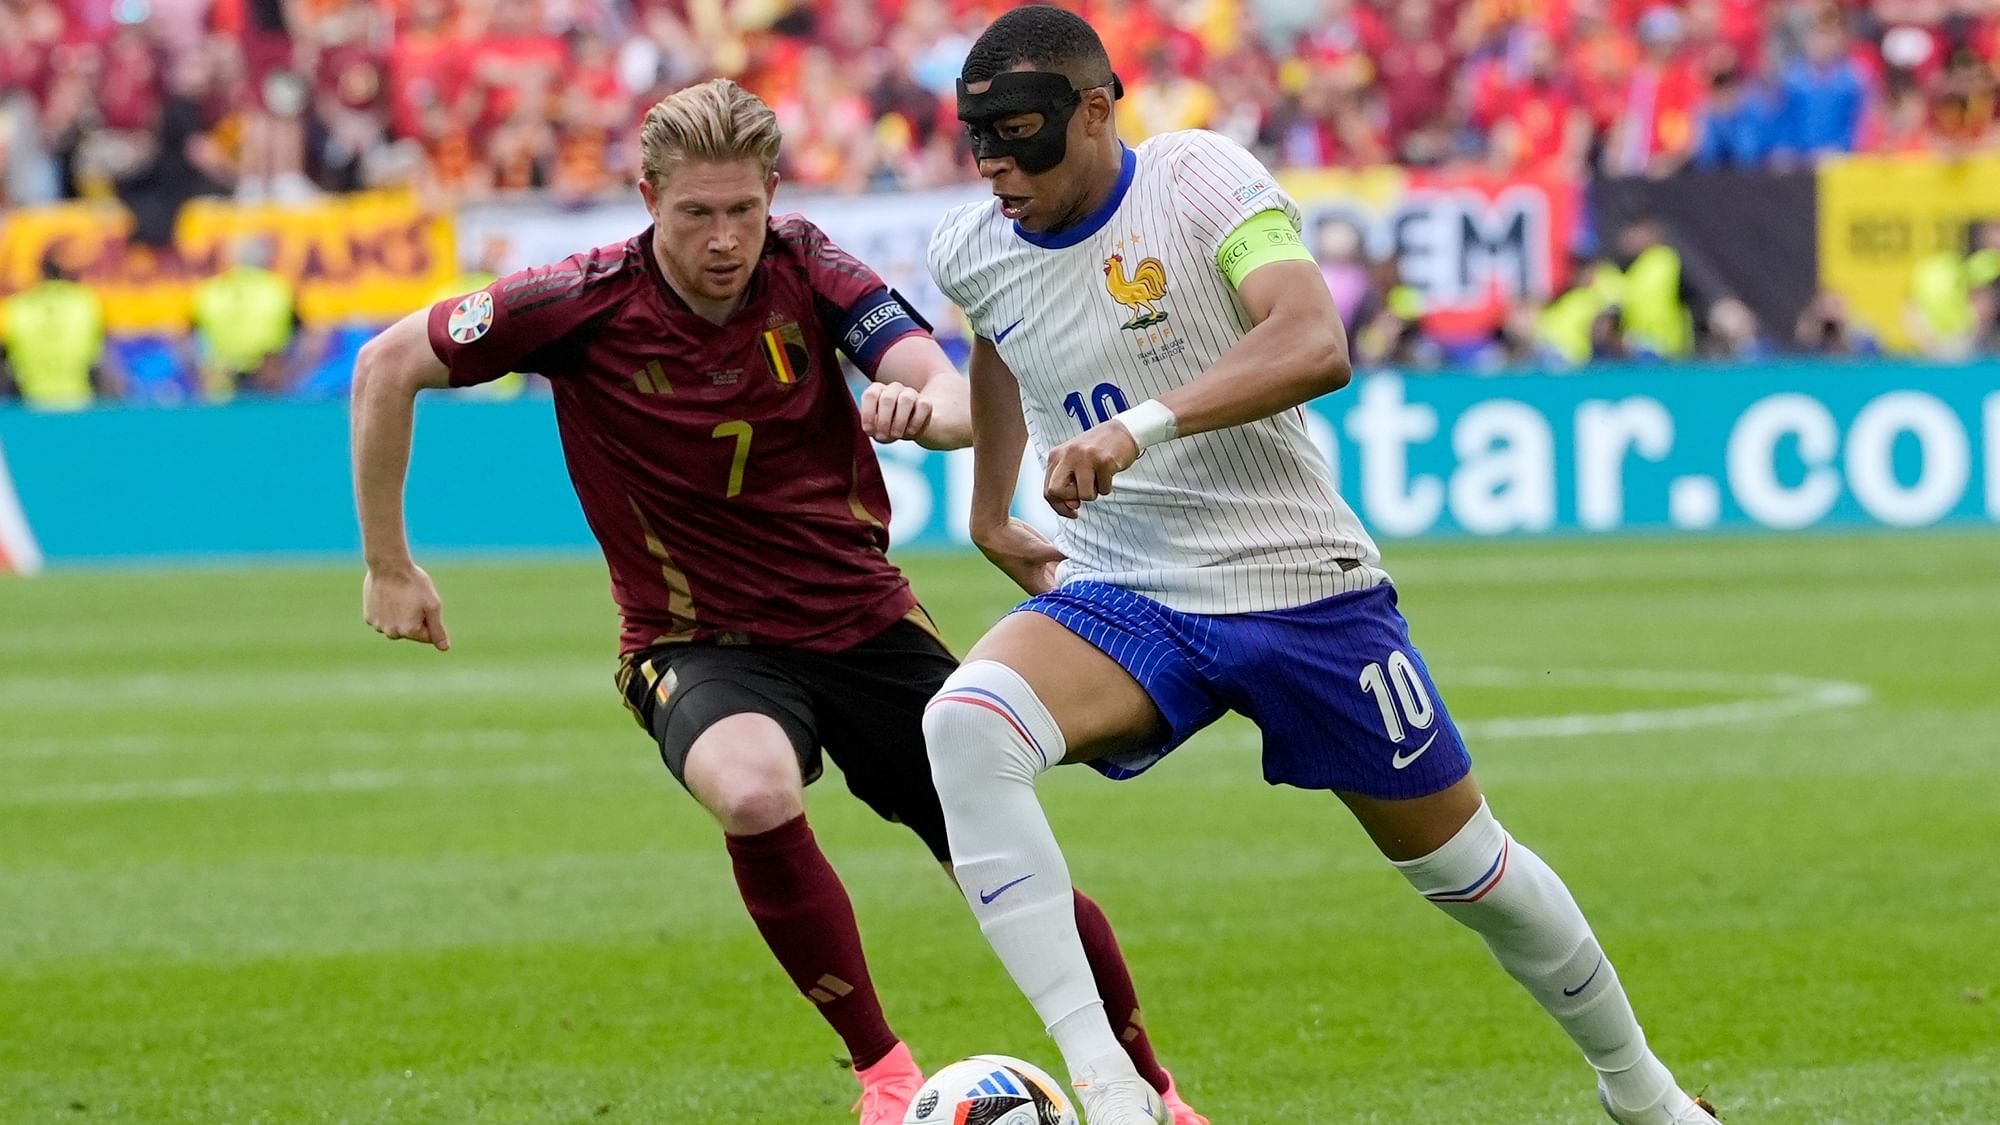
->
[[1102, 253, 1171, 330]]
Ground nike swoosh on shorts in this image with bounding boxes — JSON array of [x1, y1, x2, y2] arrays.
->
[[1390, 730, 1440, 770]]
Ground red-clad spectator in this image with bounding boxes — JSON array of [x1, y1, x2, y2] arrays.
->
[[0, 1, 66, 119], [1607, 4, 1706, 174], [313, 1, 392, 189], [1078, 0, 1169, 80], [1567, 0, 1642, 137], [463, 0, 566, 135], [1296, 0, 1387, 68], [1866, 78, 1937, 151], [1207, 47, 1279, 150], [97, 21, 165, 132], [1481, 26, 1591, 172], [771, 45, 873, 191], [387, 0, 463, 140], [1971, 5, 2000, 65], [1687, 0, 1766, 74], [561, 27, 629, 130], [1376, 0, 1456, 160]]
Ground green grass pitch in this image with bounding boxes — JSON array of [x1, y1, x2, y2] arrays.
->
[[3, 534, 1996, 1124]]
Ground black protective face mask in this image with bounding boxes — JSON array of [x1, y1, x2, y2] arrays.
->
[[956, 70, 1122, 174]]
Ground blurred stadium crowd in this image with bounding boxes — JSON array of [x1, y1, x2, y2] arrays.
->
[[3, 0, 1997, 205], [2, 0, 1999, 408]]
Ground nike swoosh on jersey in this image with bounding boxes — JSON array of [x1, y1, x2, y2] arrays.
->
[[994, 318, 1025, 343], [1390, 729, 1440, 770], [978, 873, 1035, 904]]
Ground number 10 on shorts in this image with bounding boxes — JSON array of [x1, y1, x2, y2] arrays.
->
[[1359, 650, 1436, 744]]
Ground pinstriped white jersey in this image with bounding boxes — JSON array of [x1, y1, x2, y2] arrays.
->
[[928, 130, 1384, 614]]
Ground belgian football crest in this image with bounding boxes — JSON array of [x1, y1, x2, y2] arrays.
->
[[447, 290, 494, 343], [760, 319, 809, 385]]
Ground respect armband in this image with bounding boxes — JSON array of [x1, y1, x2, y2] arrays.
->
[[1215, 209, 1315, 289], [838, 288, 930, 372]]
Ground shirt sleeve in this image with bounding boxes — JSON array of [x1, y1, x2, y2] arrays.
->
[[782, 215, 927, 377], [1164, 131, 1306, 275], [924, 215, 985, 340], [426, 254, 592, 387]]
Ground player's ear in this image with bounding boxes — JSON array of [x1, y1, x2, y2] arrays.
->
[[764, 168, 780, 202], [1083, 87, 1115, 135], [637, 175, 658, 217]]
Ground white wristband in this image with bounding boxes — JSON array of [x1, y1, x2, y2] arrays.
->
[[1112, 399, 1178, 450]]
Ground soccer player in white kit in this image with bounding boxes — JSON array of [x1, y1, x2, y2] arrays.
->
[[919, 8, 1721, 1125]]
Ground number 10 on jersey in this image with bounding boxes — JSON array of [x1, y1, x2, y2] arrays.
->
[[1359, 650, 1436, 744], [1063, 382, 1131, 432]]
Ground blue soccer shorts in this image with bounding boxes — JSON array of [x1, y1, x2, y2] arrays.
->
[[1014, 581, 1472, 798]]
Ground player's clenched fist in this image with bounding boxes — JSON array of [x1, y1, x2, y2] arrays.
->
[[859, 381, 933, 444], [363, 564, 451, 651], [1043, 421, 1140, 518]]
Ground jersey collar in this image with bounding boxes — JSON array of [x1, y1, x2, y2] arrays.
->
[[1013, 145, 1135, 251], [638, 224, 773, 325]]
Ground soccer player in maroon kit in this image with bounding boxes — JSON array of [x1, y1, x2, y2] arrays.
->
[[350, 79, 1206, 1125]]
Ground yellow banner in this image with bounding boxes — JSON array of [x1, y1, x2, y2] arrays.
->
[[1818, 154, 2000, 351], [0, 191, 455, 334]]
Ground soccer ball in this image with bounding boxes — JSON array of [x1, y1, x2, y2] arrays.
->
[[902, 1054, 1078, 1125]]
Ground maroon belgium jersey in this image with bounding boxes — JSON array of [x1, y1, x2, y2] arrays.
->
[[426, 215, 929, 657]]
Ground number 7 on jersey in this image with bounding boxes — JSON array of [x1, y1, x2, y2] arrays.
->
[[711, 420, 753, 498]]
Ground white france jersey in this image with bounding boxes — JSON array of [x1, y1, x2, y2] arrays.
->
[[928, 130, 1384, 614]]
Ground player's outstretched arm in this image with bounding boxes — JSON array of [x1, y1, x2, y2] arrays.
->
[[352, 309, 454, 651], [966, 336, 1066, 594], [860, 334, 973, 450]]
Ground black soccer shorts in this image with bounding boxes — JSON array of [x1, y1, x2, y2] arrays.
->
[[615, 609, 956, 861]]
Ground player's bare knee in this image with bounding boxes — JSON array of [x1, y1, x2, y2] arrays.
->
[[684, 714, 806, 834], [699, 766, 804, 834], [923, 660, 1064, 791]]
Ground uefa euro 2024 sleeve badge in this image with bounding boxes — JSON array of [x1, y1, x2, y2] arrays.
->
[[447, 291, 495, 344]]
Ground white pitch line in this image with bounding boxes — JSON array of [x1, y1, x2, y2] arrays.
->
[[0, 728, 583, 762], [0, 667, 1872, 803], [0, 763, 582, 806], [1385, 546, 1974, 588], [0, 666, 612, 709], [1450, 667, 1871, 740]]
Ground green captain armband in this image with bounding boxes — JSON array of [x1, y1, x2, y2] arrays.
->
[[1215, 209, 1315, 289]]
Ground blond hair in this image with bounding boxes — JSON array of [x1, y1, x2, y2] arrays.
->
[[639, 78, 784, 190]]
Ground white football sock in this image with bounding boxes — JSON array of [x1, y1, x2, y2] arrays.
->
[[1393, 799, 1677, 1108], [923, 660, 1130, 1081]]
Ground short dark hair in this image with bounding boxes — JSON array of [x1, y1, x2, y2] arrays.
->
[[961, 4, 1116, 89]]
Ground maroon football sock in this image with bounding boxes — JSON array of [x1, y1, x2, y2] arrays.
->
[[726, 815, 899, 1070], [1073, 889, 1172, 1093]]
